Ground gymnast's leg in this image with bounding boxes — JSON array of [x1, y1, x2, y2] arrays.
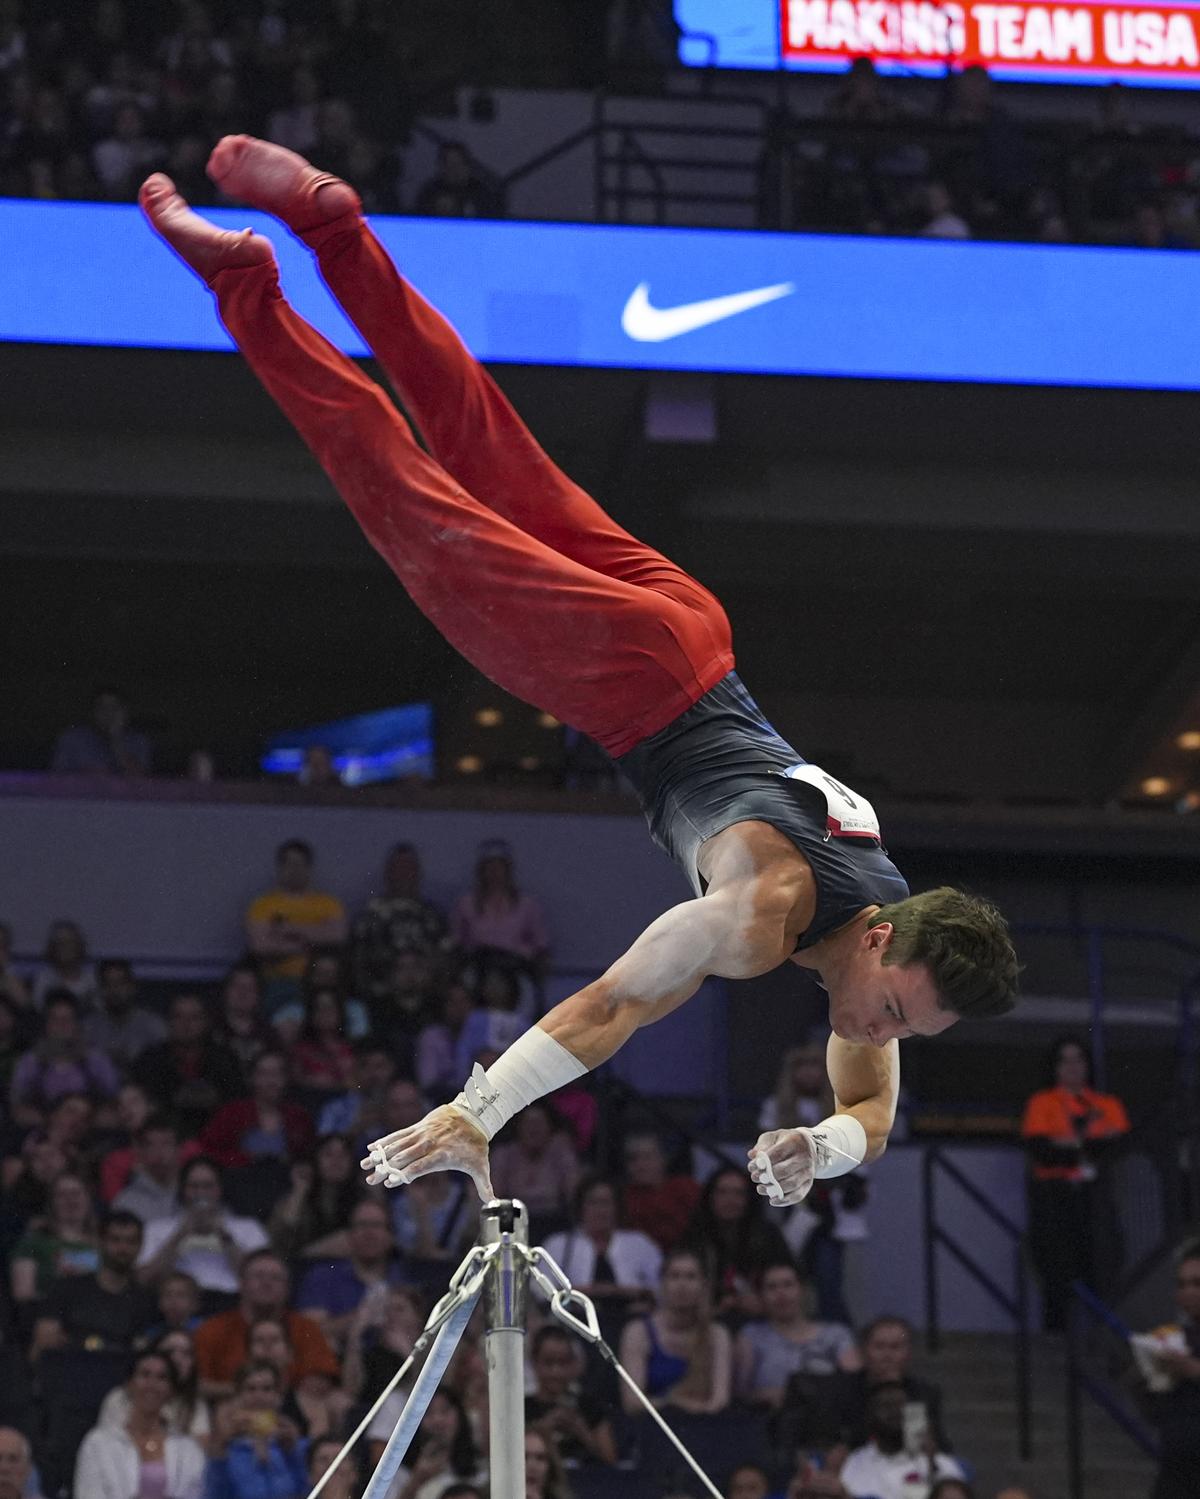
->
[[138, 175, 726, 756], [205, 135, 730, 637]]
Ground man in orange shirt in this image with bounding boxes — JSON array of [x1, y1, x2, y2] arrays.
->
[[1021, 1037, 1130, 1330], [193, 1249, 339, 1397]]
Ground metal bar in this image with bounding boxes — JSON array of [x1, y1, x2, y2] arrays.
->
[[1066, 1306, 1084, 1499], [361, 1292, 478, 1499], [933, 1228, 1021, 1317], [482, 1200, 529, 1499], [929, 1149, 1025, 1238], [1087, 927, 1108, 1090], [1014, 1243, 1032, 1462], [922, 1148, 940, 1353]]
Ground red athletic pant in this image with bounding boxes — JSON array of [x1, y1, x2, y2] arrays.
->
[[208, 211, 734, 757]]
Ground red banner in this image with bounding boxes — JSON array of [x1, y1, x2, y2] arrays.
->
[[781, 0, 1200, 74]]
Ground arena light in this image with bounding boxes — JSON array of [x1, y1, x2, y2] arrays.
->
[[475, 708, 504, 727], [1176, 731, 1200, 750], [1141, 775, 1173, 796]]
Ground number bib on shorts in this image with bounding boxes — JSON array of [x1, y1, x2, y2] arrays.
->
[[781, 764, 882, 841]]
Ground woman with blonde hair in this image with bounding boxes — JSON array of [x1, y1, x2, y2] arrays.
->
[[759, 1042, 835, 1132], [617, 1247, 732, 1416], [524, 1427, 573, 1499]]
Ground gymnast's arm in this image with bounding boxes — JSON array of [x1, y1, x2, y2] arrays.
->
[[362, 883, 796, 1196], [825, 1031, 900, 1163]]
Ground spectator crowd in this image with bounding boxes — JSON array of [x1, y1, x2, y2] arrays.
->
[[0, 822, 1037, 1499], [1, 0, 1199, 250]]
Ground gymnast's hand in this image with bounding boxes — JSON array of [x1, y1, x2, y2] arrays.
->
[[748, 1127, 817, 1207], [362, 1105, 494, 1201]]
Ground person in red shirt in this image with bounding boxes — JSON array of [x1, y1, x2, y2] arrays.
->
[[200, 1051, 314, 1169], [193, 1249, 339, 1398], [1021, 1035, 1130, 1331], [620, 1132, 700, 1253], [288, 988, 355, 1099]]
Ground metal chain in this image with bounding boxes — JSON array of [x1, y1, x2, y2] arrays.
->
[[526, 1247, 724, 1499]]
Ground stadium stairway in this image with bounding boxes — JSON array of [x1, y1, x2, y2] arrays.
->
[[914, 1331, 1157, 1498]]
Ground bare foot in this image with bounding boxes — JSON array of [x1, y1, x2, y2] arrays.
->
[[207, 134, 360, 232], [139, 174, 273, 284]]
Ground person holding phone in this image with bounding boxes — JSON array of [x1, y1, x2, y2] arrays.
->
[[206, 1362, 308, 1499], [839, 1383, 966, 1498], [74, 1350, 205, 1499]]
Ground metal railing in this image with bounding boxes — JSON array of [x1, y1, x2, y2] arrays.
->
[[923, 1145, 1033, 1461], [1065, 1282, 1160, 1499]]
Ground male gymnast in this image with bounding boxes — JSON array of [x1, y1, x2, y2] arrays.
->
[[139, 138, 1018, 1212]]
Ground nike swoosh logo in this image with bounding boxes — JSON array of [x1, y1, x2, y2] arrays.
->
[[621, 280, 795, 342]]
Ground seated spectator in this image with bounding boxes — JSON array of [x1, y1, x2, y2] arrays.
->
[[82, 959, 167, 1068], [201, 1050, 315, 1169], [30, 920, 96, 1011], [390, 1172, 476, 1279], [99, 1082, 156, 1200], [525, 1325, 617, 1464], [726, 1465, 770, 1499], [92, 100, 163, 198], [32, 1208, 155, 1358], [1, 1133, 70, 1231], [760, 1044, 835, 1133], [0, 1429, 39, 1499], [839, 1383, 966, 1499], [296, 1199, 406, 1348], [206, 1362, 308, 1499], [0, 921, 31, 1009], [367, 1387, 485, 1494], [143, 1271, 203, 1342], [621, 1131, 701, 1253], [1137, 1239, 1200, 1499], [51, 688, 152, 778], [269, 1134, 363, 1259], [415, 980, 473, 1101], [99, 1329, 210, 1440], [544, 1177, 662, 1325], [287, 989, 355, 1098], [1021, 1035, 1130, 1330], [827, 56, 895, 122], [0, 994, 30, 1106], [272, 951, 370, 1044], [413, 141, 501, 219], [686, 1166, 792, 1324], [453, 965, 531, 1078], [113, 1115, 185, 1224], [137, 1157, 269, 1296], [317, 1041, 397, 1140], [266, 65, 323, 156], [244, 840, 348, 1002], [342, 1284, 425, 1405], [73, 1348, 205, 1499], [10, 991, 119, 1128], [11, 1170, 100, 1305], [131, 993, 245, 1139], [210, 965, 276, 1084], [617, 1248, 732, 1416], [373, 950, 439, 1040], [192, 1250, 338, 1397], [830, 1315, 949, 1451], [921, 181, 971, 239], [450, 840, 548, 974], [352, 842, 447, 1007], [490, 1102, 580, 1238], [524, 1428, 571, 1499], [736, 1262, 859, 1412], [244, 1319, 350, 1443], [928, 1482, 974, 1499], [306, 1437, 357, 1499]]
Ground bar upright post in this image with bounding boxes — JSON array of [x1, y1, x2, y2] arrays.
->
[[482, 1199, 529, 1499]]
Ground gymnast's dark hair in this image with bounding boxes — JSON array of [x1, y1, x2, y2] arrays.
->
[[869, 886, 1020, 1018]]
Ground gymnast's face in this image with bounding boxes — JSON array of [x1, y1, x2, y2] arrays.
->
[[827, 922, 958, 1047]]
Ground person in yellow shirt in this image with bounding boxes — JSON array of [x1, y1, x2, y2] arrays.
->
[[245, 840, 348, 998]]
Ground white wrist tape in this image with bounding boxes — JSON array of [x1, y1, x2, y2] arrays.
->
[[448, 1027, 587, 1142], [807, 1113, 868, 1178]]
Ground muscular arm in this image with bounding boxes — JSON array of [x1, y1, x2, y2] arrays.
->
[[540, 884, 793, 1069], [826, 1032, 900, 1163]]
